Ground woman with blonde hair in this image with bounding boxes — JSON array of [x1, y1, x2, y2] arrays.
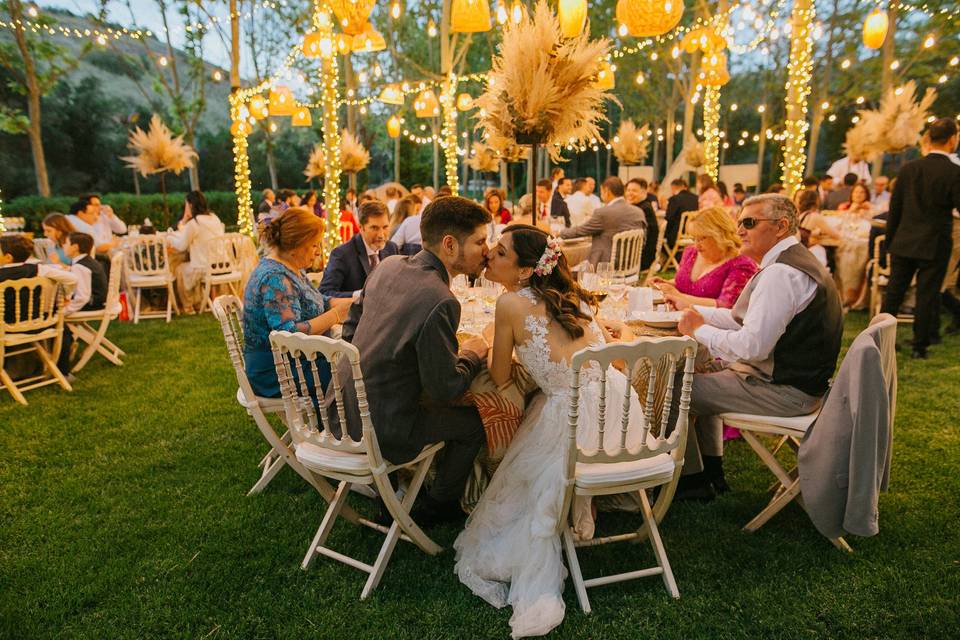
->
[[242, 207, 353, 398], [651, 206, 758, 309]]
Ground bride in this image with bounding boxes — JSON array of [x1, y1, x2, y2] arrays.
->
[[454, 225, 646, 638]]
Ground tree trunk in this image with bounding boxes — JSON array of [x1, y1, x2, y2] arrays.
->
[[132, 168, 140, 195], [394, 135, 400, 183], [159, 172, 169, 227], [756, 106, 769, 191], [8, 0, 51, 196], [185, 128, 200, 190], [874, 5, 897, 180]]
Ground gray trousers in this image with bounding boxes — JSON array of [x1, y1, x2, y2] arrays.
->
[[676, 369, 824, 475], [416, 406, 485, 502]]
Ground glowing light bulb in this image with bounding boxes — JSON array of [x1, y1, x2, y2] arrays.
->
[[511, 0, 523, 24], [730, 103, 738, 111], [390, 1, 401, 19], [938, 74, 948, 84], [856, 96, 864, 104], [635, 72, 645, 85], [496, 0, 508, 24], [650, 52, 658, 61], [757, 104, 766, 113], [618, 23, 628, 38], [158, 56, 168, 67], [889, 60, 900, 70], [428, 19, 437, 37], [840, 59, 851, 69], [923, 34, 935, 48]]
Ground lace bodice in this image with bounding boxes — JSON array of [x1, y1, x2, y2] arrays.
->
[[513, 288, 605, 393]]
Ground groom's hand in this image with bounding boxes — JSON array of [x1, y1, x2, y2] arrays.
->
[[461, 336, 489, 360]]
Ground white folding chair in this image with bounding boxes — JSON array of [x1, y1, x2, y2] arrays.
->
[[718, 314, 899, 552], [643, 221, 667, 284], [198, 236, 243, 314], [1, 277, 72, 405], [662, 210, 696, 273], [212, 295, 329, 497], [610, 228, 645, 283], [67, 252, 126, 371], [561, 336, 697, 611], [270, 330, 444, 599], [124, 235, 179, 323], [869, 234, 913, 322]]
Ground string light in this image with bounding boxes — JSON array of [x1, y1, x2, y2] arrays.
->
[[781, 0, 815, 195], [440, 75, 460, 194], [703, 85, 722, 180], [228, 94, 254, 236]]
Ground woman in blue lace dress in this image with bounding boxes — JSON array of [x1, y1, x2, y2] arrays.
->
[[243, 207, 353, 397]]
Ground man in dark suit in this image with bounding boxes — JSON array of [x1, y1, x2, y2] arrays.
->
[[824, 172, 858, 210], [319, 201, 398, 299], [327, 197, 492, 524], [559, 176, 647, 264], [551, 177, 573, 227], [664, 178, 700, 248], [882, 118, 960, 358], [625, 178, 661, 271]]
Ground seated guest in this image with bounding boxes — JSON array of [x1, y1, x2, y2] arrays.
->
[[266, 189, 299, 218], [766, 182, 784, 194], [257, 188, 275, 214], [651, 207, 758, 309], [672, 195, 843, 499], [41, 213, 75, 264], [552, 177, 573, 226], [507, 194, 550, 232], [871, 175, 891, 213], [437, 185, 453, 197], [167, 191, 226, 313], [818, 174, 834, 204], [795, 189, 839, 268], [301, 190, 322, 217], [385, 186, 401, 214], [67, 194, 124, 276], [664, 178, 700, 247], [697, 174, 724, 209], [389, 194, 421, 239], [625, 178, 661, 271], [717, 180, 735, 207], [320, 201, 398, 299], [326, 196, 491, 524], [410, 183, 431, 209], [559, 176, 646, 264], [242, 207, 353, 398], [484, 188, 511, 224], [338, 202, 361, 236], [824, 172, 857, 209], [565, 178, 596, 226], [59, 232, 107, 373], [732, 183, 747, 205], [838, 182, 876, 217], [392, 196, 425, 252], [344, 187, 359, 216]]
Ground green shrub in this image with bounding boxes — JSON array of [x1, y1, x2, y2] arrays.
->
[[5, 191, 241, 231]]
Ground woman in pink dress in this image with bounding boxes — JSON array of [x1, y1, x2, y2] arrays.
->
[[697, 174, 725, 210], [651, 206, 758, 309]]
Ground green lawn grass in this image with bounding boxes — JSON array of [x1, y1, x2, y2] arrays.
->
[[2, 312, 958, 639]]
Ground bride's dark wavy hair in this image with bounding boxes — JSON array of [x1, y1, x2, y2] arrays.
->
[[504, 224, 597, 339]]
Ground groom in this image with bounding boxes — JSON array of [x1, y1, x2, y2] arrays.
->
[[329, 196, 492, 524]]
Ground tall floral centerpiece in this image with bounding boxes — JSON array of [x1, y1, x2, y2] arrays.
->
[[121, 115, 197, 225], [611, 120, 651, 166]]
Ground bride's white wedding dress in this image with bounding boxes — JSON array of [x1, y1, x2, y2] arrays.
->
[[454, 288, 647, 638]]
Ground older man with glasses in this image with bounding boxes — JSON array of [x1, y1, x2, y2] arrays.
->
[[670, 194, 844, 501]]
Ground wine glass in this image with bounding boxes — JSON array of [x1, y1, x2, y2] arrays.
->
[[594, 262, 612, 302], [607, 275, 627, 318], [578, 262, 595, 292]]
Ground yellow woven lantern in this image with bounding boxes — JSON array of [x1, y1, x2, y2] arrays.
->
[[699, 51, 730, 87], [328, 0, 376, 36], [451, 0, 492, 33], [379, 84, 404, 105], [387, 115, 401, 138], [249, 95, 269, 120], [595, 60, 615, 90], [414, 90, 440, 118], [456, 92, 474, 111], [230, 120, 252, 137], [862, 8, 888, 50], [335, 33, 352, 55], [267, 86, 295, 117], [352, 23, 386, 52], [291, 106, 312, 127], [558, 0, 587, 38], [302, 32, 322, 58], [616, 0, 684, 38]]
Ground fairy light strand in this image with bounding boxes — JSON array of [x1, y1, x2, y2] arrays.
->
[[781, 0, 816, 195]]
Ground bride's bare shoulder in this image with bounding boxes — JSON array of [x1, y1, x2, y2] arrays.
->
[[494, 290, 532, 316]]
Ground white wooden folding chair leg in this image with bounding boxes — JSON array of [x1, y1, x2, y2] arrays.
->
[[302, 480, 353, 570], [246, 454, 288, 496], [134, 288, 142, 324], [744, 479, 801, 533], [639, 489, 679, 599], [35, 345, 72, 391], [562, 527, 591, 614], [793, 495, 854, 553], [0, 369, 28, 405]]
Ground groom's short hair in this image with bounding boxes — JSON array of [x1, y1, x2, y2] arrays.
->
[[420, 196, 491, 249]]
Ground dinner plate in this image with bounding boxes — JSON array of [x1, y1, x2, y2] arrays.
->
[[632, 311, 682, 328]]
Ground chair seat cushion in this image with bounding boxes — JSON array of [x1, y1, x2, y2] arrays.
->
[[295, 441, 371, 476], [719, 411, 818, 435], [235, 387, 285, 414], [208, 270, 242, 283], [2, 328, 59, 346], [128, 274, 172, 287], [67, 302, 121, 321], [575, 453, 675, 490]]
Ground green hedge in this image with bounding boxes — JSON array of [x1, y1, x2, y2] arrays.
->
[[5, 191, 241, 232]]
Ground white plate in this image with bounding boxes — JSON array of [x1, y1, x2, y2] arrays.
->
[[632, 311, 682, 328]]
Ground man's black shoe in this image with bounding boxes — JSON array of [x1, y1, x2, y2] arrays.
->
[[411, 493, 466, 527], [674, 473, 716, 502]]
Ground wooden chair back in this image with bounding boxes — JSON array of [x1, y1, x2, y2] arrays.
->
[[205, 236, 241, 275], [610, 228, 645, 279], [105, 252, 124, 311], [125, 235, 171, 277], [270, 330, 383, 466], [211, 295, 254, 394], [0, 277, 64, 333]]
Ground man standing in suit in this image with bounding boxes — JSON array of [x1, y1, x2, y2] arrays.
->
[[559, 176, 646, 264], [319, 201, 399, 299], [664, 178, 700, 248], [882, 118, 960, 359], [328, 197, 491, 524]]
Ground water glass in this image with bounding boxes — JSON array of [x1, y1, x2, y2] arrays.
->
[[629, 287, 655, 314]]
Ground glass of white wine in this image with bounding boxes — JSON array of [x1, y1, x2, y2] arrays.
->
[[594, 262, 612, 303]]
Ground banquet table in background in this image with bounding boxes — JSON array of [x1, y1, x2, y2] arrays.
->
[[820, 212, 874, 307]]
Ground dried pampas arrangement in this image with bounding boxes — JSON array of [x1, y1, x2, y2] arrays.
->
[[611, 120, 650, 166], [467, 142, 501, 173], [121, 114, 197, 177], [844, 112, 884, 161], [303, 144, 326, 181], [474, 0, 615, 161], [846, 81, 937, 159], [492, 140, 530, 163], [685, 141, 706, 168], [340, 129, 371, 174]]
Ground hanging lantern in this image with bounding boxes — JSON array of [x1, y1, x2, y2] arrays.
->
[[379, 84, 404, 105], [291, 106, 312, 127], [328, 0, 376, 36], [267, 86, 295, 117], [456, 92, 474, 111], [230, 120, 252, 137], [595, 60, 615, 90], [700, 51, 730, 87], [557, 0, 587, 38], [249, 95, 269, 120], [863, 8, 888, 50], [387, 115, 401, 138], [616, 0, 684, 38], [681, 29, 699, 54], [451, 0, 492, 33], [352, 23, 386, 52], [414, 89, 440, 118], [303, 32, 322, 58]]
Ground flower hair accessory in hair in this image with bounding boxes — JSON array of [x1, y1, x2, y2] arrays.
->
[[534, 237, 561, 276]]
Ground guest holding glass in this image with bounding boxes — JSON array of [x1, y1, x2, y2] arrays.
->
[[651, 207, 758, 309], [242, 207, 353, 397]]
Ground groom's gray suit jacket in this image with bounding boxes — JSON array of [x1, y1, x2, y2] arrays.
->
[[325, 249, 483, 464]]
